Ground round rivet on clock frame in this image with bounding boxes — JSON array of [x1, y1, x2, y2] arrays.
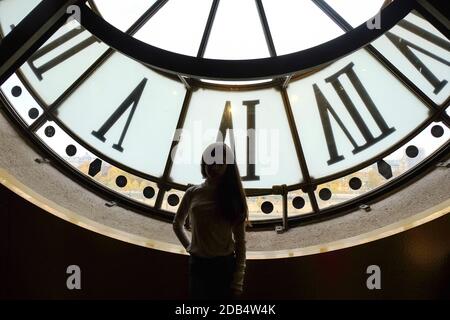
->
[[292, 196, 305, 210], [143, 186, 155, 199], [405, 145, 419, 158], [168, 194, 180, 206], [11, 86, 22, 97], [44, 126, 56, 137], [65, 145, 77, 157], [261, 201, 274, 214], [319, 188, 332, 201], [349, 177, 362, 190], [28, 108, 39, 119], [116, 175, 128, 188], [431, 125, 444, 138]]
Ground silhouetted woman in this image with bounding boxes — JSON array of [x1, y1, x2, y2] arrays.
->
[[173, 142, 249, 300]]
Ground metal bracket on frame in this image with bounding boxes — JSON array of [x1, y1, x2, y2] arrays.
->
[[105, 201, 117, 208], [273, 184, 289, 233], [436, 160, 450, 168], [34, 157, 51, 164]]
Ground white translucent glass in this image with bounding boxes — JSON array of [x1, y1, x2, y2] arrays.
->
[[162, 190, 285, 221], [204, 0, 270, 59], [93, 0, 157, 32], [170, 87, 303, 188], [385, 123, 449, 164], [36, 120, 158, 207], [89, 0, 383, 57], [324, 0, 384, 27], [372, 13, 450, 105], [287, 49, 430, 179], [262, 0, 344, 55], [134, 0, 212, 57], [19, 22, 109, 105], [316, 121, 450, 209], [0, 0, 41, 37], [0, 73, 44, 126], [56, 53, 186, 178], [247, 194, 283, 221]]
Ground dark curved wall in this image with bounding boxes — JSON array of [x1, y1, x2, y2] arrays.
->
[[0, 184, 449, 300]]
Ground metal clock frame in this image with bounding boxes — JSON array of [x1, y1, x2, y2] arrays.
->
[[0, 0, 449, 229]]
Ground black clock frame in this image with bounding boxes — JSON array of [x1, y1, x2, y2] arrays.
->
[[0, 0, 449, 230]]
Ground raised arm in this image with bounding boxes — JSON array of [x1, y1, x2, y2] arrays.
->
[[172, 186, 195, 251], [231, 220, 247, 293]]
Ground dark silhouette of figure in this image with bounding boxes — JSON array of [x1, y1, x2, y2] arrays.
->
[[173, 142, 249, 300]]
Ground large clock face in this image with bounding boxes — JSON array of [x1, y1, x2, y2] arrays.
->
[[0, 0, 449, 224]]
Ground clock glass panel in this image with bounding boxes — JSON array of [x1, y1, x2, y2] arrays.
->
[[0, 0, 449, 224]]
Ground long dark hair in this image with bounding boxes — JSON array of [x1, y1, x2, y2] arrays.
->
[[201, 142, 250, 226]]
